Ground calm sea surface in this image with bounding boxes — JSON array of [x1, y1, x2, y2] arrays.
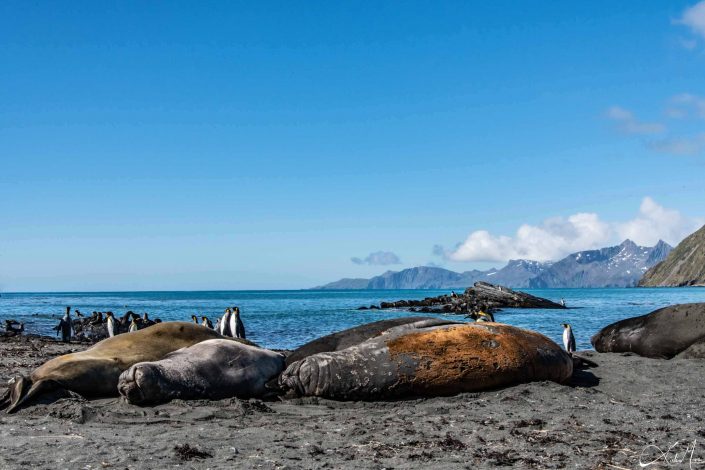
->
[[1, 288, 704, 350]]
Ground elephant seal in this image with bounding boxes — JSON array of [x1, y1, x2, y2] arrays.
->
[[285, 317, 461, 366], [591, 303, 705, 359], [118, 339, 284, 405], [280, 321, 572, 400], [675, 337, 705, 359], [0, 322, 249, 413]]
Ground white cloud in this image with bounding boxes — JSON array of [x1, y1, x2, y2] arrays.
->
[[605, 106, 665, 135], [351, 251, 401, 266], [442, 198, 703, 263], [678, 1, 705, 39], [617, 197, 703, 246]]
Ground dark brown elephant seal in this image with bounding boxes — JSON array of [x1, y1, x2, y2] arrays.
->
[[285, 317, 461, 366], [675, 338, 705, 359], [591, 303, 705, 359], [118, 339, 285, 405], [280, 321, 572, 400], [0, 322, 250, 413]]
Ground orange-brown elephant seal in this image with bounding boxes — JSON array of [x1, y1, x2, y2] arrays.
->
[[0, 322, 250, 413], [279, 321, 572, 400]]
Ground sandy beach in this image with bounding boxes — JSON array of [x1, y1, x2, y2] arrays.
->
[[1, 335, 703, 469]]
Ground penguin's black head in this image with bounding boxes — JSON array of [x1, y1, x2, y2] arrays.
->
[[562, 323, 570, 328]]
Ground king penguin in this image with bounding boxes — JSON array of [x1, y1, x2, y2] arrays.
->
[[201, 316, 213, 329], [219, 308, 232, 336], [56, 306, 73, 343], [229, 307, 246, 339], [562, 323, 576, 354], [475, 311, 495, 323], [191, 314, 199, 324], [106, 312, 116, 338], [129, 317, 138, 333]]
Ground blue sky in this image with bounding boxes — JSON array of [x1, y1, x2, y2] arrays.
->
[[1, 1, 705, 291]]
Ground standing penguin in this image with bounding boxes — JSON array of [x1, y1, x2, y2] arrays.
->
[[475, 311, 495, 323], [106, 312, 117, 338], [142, 312, 155, 328], [562, 323, 576, 354], [201, 316, 213, 329], [219, 308, 232, 336], [55, 306, 73, 343], [129, 317, 138, 333], [229, 307, 246, 339], [191, 314, 199, 324]]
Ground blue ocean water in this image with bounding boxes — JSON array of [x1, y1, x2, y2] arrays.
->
[[1, 288, 704, 351]]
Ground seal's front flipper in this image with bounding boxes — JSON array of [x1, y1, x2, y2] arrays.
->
[[1, 376, 32, 413]]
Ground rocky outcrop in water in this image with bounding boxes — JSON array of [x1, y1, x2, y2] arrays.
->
[[358, 282, 566, 314]]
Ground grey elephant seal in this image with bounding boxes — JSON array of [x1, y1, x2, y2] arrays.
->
[[118, 339, 284, 405], [0, 322, 250, 413], [280, 321, 572, 400], [285, 317, 461, 366], [591, 303, 705, 359]]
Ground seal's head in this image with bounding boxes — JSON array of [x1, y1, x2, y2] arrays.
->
[[118, 363, 171, 406]]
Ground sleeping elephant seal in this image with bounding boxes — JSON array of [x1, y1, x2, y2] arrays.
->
[[285, 317, 461, 366], [0, 322, 249, 413], [280, 321, 572, 400], [118, 339, 285, 405], [591, 303, 705, 359]]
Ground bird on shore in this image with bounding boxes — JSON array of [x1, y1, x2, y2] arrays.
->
[[129, 317, 138, 333], [106, 312, 117, 337], [562, 323, 576, 354], [4, 320, 24, 335], [475, 311, 495, 323], [219, 308, 232, 336], [229, 307, 246, 339], [89, 312, 103, 325], [55, 306, 73, 343], [142, 313, 155, 328], [191, 314, 199, 324], [120, 311, 133, 325], [201, 316, 213, 329]]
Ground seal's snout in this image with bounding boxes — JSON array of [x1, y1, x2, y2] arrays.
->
[[118, 364, 161, 406]]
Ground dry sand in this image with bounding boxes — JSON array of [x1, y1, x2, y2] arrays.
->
[[1, 335, 704, 469]]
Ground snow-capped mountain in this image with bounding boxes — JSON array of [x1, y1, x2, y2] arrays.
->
[[528, 240, 672, 288]]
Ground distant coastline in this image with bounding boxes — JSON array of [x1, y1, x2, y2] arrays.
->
[[314, 240, 671, 290]]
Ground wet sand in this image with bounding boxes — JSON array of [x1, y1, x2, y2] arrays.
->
[[1, 335, 704, 469]]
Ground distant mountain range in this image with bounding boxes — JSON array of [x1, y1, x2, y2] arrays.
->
[[640, 224, 705, 287], [314, 240, 672, 289]]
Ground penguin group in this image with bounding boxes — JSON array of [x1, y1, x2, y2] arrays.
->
[[218, 307, 246, 339], [50, 305, 247, 342], [57, 307, 162, 342], [188, 308, 246, 339]]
